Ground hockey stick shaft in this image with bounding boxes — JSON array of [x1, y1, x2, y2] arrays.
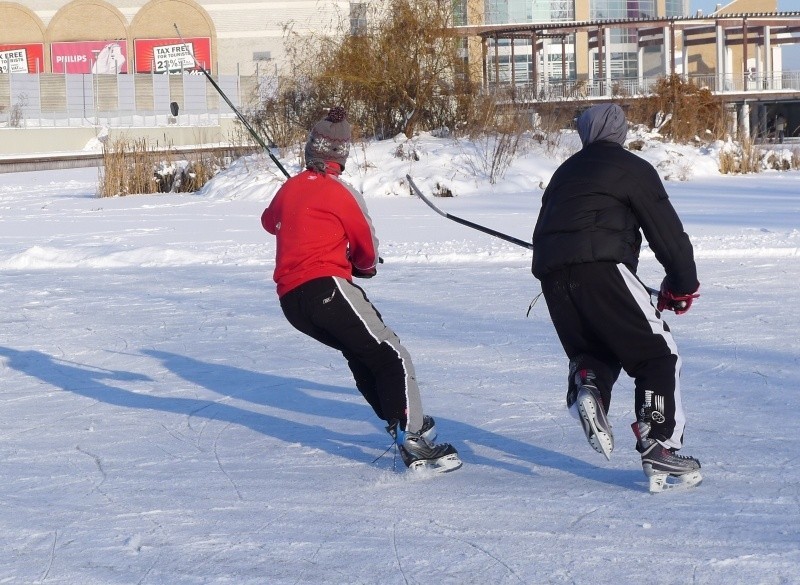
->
[[406, 175, 534, 250], [173, 24, 290, 178], [407, 175, 660, 297]]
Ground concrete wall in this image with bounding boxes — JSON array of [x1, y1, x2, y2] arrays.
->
[[0, 117, 240, 154]]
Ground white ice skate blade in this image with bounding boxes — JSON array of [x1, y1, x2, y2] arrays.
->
[[647, 470, 703, 494], [408, 453, 462, 474], [577, 394, 613, 460]]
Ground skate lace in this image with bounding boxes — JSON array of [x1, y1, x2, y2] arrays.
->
[[667, 448, 696, 461], [372, 441, 400, 469]]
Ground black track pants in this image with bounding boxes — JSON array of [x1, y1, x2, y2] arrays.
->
[[279, 276, 424, 432], [541, 262, 687, 448]]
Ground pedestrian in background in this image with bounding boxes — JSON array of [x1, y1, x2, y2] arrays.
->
[[775, 113, 787, 144]]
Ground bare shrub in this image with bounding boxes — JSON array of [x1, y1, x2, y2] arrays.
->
[[527, 102, 576, 155], [718, 150, 734, 174], [99, 138, 230, 197], [100, 137, 160, 197], [433, 182, 453, 197], [393, 142, 420, 161], [627, 75, 725, 142], [739, 139, 762, 174], [458, 97, 533, 184], [627, 139, 645, 151], [474, 130, 524, 185], [247, 74, 316, 152], [718, 138, 762, 174], [764, 151, 791, 171], [8, 96, 27, 128], [272, 0, 475, 140]]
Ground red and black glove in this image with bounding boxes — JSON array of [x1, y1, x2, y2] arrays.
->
[[657, 280, 700, 315]]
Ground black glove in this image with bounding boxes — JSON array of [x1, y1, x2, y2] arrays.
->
[[352, 265, 377, 279], [657, 280, 699, 315]]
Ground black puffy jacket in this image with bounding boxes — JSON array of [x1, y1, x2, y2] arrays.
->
[[531, 140, 698, 295]]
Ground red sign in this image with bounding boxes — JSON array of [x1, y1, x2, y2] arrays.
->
[[0, 43, 45, 73], [50, 41, 128, 74], [134, 37, 211, 74]]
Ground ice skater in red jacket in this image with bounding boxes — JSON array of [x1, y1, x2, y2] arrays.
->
[[261, 107, 461, 472]]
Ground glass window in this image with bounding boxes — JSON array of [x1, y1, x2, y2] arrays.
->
[[591, 0, 655, 19], [485, 0, 508, 25], [490, 0, 575, 24], [453, 0, 468, 27], [665, 0, 687, 18], [594, 51, 638, 79]]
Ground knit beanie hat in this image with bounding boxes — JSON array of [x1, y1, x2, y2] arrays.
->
[[304, 106, 352, 170]]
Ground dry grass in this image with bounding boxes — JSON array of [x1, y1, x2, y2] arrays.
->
[[100, 138, 159, 197], [99, 137, 233, 197], [718, 138, 763, 174]]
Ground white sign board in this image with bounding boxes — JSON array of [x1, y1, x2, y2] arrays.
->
[[0, 48, 29, 73]]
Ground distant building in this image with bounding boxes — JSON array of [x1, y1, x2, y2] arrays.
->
[[0, 0, 790, 84], [451, 0, 789, 91], [0, 0, 349, 76]]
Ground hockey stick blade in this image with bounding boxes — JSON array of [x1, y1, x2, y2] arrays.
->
[[406, 175, 534, 250], [172, 24, 290, 179]]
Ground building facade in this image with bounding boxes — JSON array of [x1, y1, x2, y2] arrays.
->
[[0, 0, 786, 82], [456, 0, 694, 86], [459, 0, 783, 88], [0, 0, 351, 76]]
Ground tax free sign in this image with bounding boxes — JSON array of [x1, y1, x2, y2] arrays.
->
[[0, 44, 44, 73], [133, 37, 211, 73]]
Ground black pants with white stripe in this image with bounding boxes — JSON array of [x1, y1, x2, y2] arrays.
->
[[540, 262, 687, 448], [279, 276, 424, 433]]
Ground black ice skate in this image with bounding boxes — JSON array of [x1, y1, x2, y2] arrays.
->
[[420, 414, 437, 443], [388, 415, 437, 444], [387, 420, 461, 473], [571, 369, 613, 460], [632, 421, 702, 494]]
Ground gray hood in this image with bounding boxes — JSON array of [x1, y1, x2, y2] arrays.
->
[[577, 104, 627, 147]]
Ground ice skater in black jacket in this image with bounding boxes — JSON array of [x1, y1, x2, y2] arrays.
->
[[532, 104, 702, 492]]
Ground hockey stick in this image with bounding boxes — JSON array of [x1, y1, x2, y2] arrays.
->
[[406, 175, 534, 250], [172, 24, 290, 179], [407, 175, 661, 297]]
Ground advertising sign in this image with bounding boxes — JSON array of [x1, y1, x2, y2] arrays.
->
[[0, 44, 45, 73], [134, 37, 211, 74], [50, 40, 128, 74]]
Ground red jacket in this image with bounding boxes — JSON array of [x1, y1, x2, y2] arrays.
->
[[261, 168, 379, 297]]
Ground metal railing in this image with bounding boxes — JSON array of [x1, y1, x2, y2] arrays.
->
[[487, 70, 800, 101], [0, 72, 261, 128], [3, 70, 800, 129]]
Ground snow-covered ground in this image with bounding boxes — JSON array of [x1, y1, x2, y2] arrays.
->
[[1, 132, 798, 584]]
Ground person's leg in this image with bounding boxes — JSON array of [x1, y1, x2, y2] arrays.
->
[[280, 278, 387, 421], [284, 277, 424, 433], [566, 263, 687, 449], [541, 270, 620, 458], [541, 271, 620, 412], [328, 278, 424, 432]]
